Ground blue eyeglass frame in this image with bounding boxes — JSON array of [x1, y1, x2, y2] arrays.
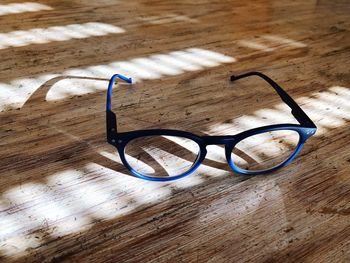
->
[[106, 72, 317, 181]]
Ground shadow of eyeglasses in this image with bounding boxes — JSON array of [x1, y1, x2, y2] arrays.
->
[[14, 74, 301, 182], [19, 75, 259, 180]]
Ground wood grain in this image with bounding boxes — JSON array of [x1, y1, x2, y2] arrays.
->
[[0, 0, 349, 262]]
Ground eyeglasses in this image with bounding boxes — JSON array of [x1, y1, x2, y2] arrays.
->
[[106, 72, 316, 181]]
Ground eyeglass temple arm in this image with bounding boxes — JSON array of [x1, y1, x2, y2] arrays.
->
[[106, 74, 132, 139], [230, 72, 316, 128]]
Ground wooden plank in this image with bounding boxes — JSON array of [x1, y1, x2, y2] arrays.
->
[[0, 0, 349, 262]]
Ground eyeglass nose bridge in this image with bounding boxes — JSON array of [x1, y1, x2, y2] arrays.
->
[[201, 135, 236, 146]]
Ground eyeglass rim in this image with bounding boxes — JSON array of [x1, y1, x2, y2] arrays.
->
[[109, 124, 315, 181]]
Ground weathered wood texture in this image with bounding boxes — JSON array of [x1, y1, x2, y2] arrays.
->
[[0, 0, 349, 262]]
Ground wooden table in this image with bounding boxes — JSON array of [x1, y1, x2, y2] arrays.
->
[[0, 0, 349, 262]]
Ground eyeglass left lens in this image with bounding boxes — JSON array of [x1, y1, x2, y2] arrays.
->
[[231, 129, 300, 172], [124, 135, 200, 178]]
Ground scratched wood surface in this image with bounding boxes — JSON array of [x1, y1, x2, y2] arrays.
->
[[0, 0, 349, 262]]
